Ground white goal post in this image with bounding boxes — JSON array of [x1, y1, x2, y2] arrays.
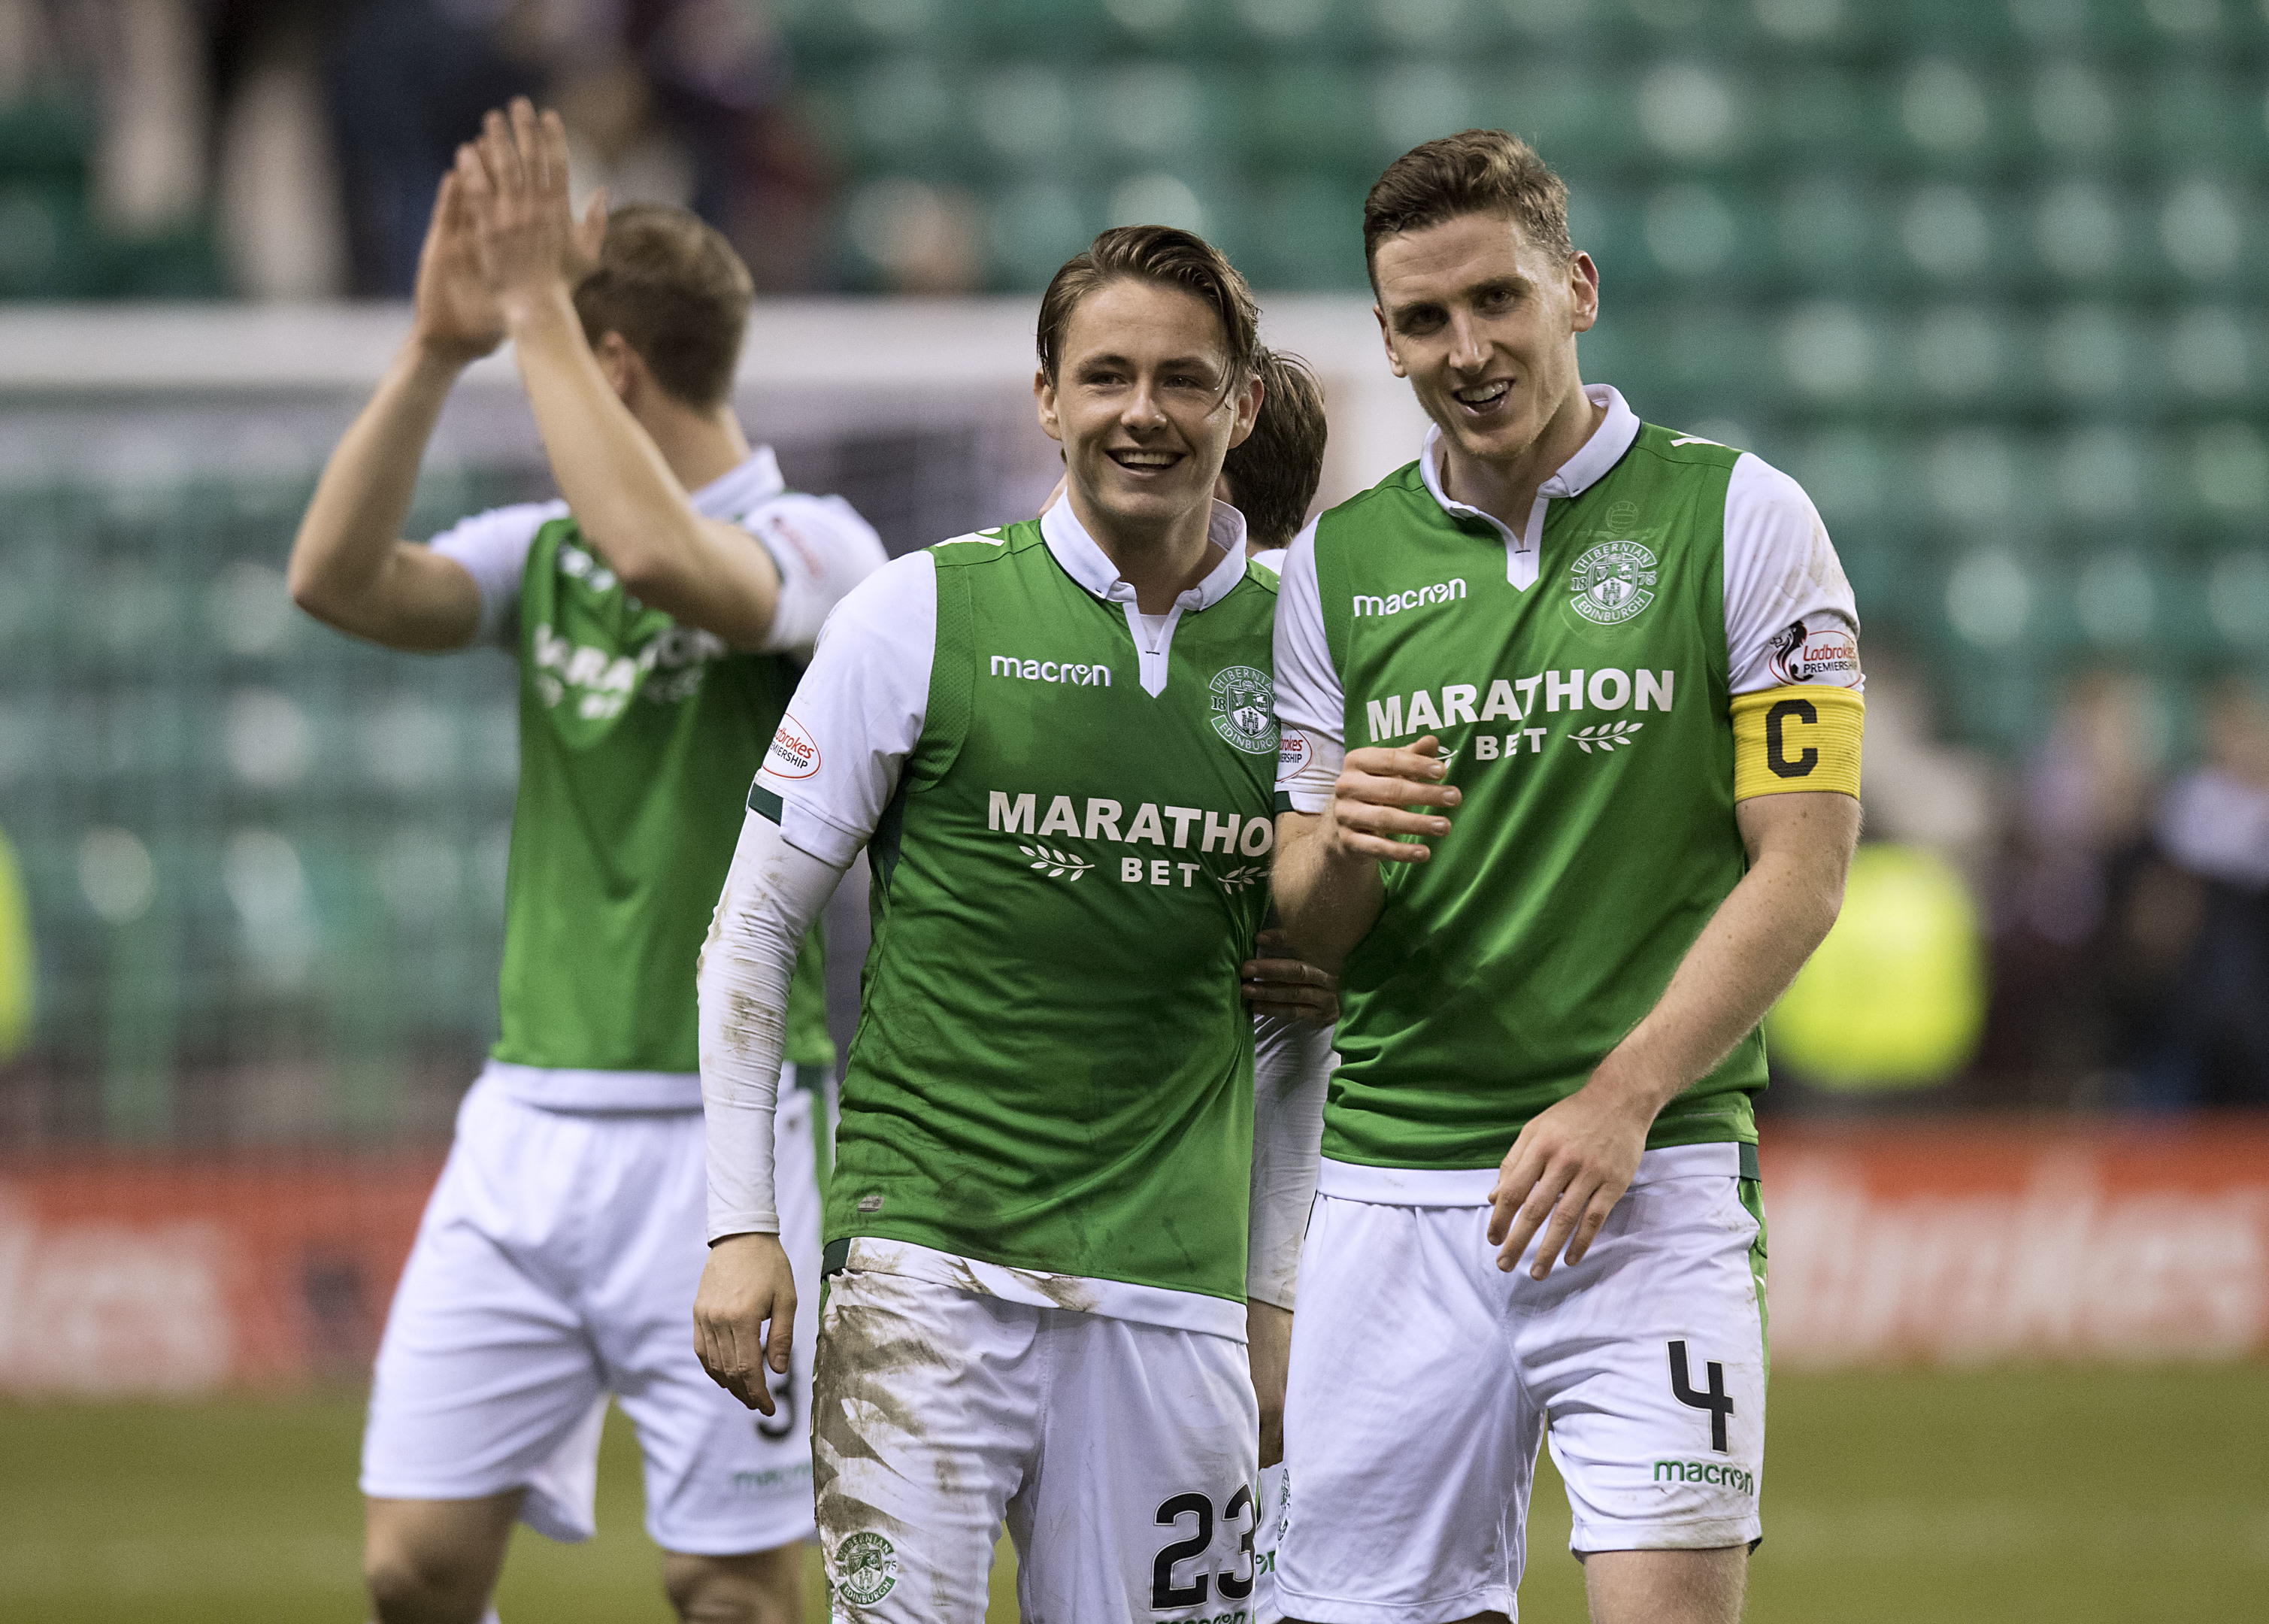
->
[[0, 297, 1431, 530]]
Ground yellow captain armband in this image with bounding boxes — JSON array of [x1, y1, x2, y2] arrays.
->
[[1731, 686, 1864, 799]]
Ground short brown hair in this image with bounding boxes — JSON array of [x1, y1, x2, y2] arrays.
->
[[1035, 224, 1260, 395], [1362, 129, 1573, 288], [573, 204, 753, 409], [1222, 349, 1328, 550]]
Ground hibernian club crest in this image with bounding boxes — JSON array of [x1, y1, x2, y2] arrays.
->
[[1569, 539, 1659, 626], [1210, 665, 1277, 755], [835, 1532, 898, 1606]]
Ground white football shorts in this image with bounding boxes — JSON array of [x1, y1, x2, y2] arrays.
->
[[1277, 1143, 1766, 1624], [813, 1259, 1261, 1624], [1251, 1460, 1288, 1624], [360, 1066, 824, 1555]]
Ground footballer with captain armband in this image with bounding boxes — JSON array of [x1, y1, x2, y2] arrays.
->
[[692, 226, 1330, 1624], [1269, 129, 1862, 1624]]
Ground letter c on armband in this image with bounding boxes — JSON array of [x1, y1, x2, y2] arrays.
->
[[1765, 698, 1819, 779]]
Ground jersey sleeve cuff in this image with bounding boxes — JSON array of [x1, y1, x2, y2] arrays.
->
[[1731, 686, 1863, 799], [705, 1210, 782, 1243], [751, 779, 868, 868], [1274, 728, 1343, 815]]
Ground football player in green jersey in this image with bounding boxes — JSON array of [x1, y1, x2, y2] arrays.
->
[[693, 226, 1326, 1623], [290, 102, 883, 1624], [1269, 131, 1864, 1624]]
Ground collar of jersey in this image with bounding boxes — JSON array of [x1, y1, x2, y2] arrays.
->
[[1038, 493, 1250, 612], [1417, 383, 1640, 529], [689, 445, 786, 520]]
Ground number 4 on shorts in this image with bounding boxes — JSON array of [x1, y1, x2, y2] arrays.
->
[[1668, 1339, 1733, 1453]]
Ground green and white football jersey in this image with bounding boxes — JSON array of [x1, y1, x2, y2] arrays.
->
[[1274, 386, 1862, 1186], [751, 501, 1280, 1337], [429, 451, 877, 1107]]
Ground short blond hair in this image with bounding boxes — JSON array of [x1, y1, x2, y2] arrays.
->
[[573, 205, 753, 408]]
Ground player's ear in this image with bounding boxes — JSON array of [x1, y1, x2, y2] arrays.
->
[[595, 331, 638, 401], [1225, 368, 1262, 450], [1567, 251, 1601, 335], [1034, 369, 1064, 444], [1374, 304, 1409, 380]]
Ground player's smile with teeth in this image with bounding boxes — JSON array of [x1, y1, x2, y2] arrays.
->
[[1110, 447, 1183, 471], [1455, 380, 1512, 412]]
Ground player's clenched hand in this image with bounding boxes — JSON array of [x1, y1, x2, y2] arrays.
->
[[455, 98, 607, 320], [692, 1232, 796, 1414], [1485, 1083, 1651, 1280], [1328, 735, 1459, 865], [409, 168, 504, 366], [1241, 928, 1338, 1026]]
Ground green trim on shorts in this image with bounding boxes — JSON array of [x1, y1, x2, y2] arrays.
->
[[822, 1236, 851, 1277], [1739, 1174, 1769, 1389]]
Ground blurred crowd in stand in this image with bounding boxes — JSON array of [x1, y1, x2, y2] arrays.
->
[[1792, 660, 2269, 1114], [4, 2, 2266, 1118], [1986, 669, 2269, 1110], [0, 0, 829, 298]]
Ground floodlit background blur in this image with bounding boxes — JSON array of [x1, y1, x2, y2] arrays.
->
[[2, 2, 2266, 1621]]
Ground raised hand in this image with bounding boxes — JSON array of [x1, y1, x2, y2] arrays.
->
[[408, 168, 504, 366], [453, 98, 607, 321]]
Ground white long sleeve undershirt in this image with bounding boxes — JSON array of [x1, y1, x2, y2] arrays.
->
[[1249, 1013, 1329, 1310], [698, 808, 846, 1241]]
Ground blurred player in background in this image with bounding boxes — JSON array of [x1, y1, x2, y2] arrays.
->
[[1222, 348, 1328, 577], [1271, 130, 1864, 1624], [1217, 345, 1333, 1623], [288, 100, 884, 1624], [692, 224, 1325, 1623]]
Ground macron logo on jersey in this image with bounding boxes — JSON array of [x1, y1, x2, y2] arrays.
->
[[1353, 577, 1467, 618], [989, 654, 1113, 687]]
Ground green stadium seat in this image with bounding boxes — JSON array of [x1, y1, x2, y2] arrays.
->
[[1771, 177, 1898, 295], [986, 179, 1094, 284], [1760, 67, 1875, 170], [0, 183, 96, 298], [1230, 0, 1353, 49], [1239, 171, 1365, 290], [2142, 65, 2269, 173], [1234, 61, 1372, 172]]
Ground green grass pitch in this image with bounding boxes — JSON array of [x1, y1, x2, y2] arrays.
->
[[2, 1367, 2261, 1622]]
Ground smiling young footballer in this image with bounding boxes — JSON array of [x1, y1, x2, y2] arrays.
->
[[692, 226, 1325, 1624], [291, 104, 883, 1624], [1269, 132, 1865, 1624]]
